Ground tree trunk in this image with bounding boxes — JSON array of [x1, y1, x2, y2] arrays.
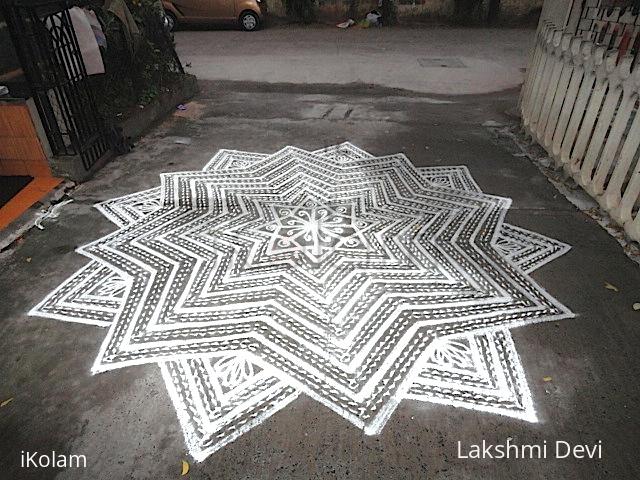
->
[[487, 0, 500, 25], [347, 0, 358, 19]]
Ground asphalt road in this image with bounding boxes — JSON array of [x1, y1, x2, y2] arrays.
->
[[175, 26, 532, 95]]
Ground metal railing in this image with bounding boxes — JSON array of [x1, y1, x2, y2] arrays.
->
[[521, 20, 640, 242], [3, 0, 111, 171]]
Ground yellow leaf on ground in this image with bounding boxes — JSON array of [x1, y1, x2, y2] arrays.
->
[[0, 398, 14, 407], [543, 376, 552, 382], [181, 460, 190, 476], [604, 282, 619, 292]]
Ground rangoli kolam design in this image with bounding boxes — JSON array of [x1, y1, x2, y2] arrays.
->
[[31, 143, 572, 461]]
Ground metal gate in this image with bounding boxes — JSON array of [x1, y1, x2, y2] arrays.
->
[[3, 0, 112, 171]]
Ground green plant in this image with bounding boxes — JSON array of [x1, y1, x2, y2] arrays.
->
[[380, 0, 397, 26], [346, 0, 358, 19], [452, 0, 502, 25], [283, 0, 317, 23], [487, 0, 500, 25], [94, 0, 183, 120], [453, 0, 483, 24]]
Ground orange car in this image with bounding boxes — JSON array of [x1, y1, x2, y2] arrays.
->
[[162, 0, 266, 31]]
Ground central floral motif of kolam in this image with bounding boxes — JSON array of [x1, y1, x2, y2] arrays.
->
[[30, 143, 573, 461]]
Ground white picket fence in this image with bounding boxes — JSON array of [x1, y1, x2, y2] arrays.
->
[[520, 21, 640, 243]]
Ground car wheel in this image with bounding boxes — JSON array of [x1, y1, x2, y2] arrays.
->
[[164, 11, 177, 32], [239, 11, 260, 31]]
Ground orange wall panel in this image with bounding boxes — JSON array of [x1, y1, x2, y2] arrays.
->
[[0, 102, 51, 177]]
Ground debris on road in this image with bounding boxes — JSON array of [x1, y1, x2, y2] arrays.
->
[[173, 101, 205, 120], [337, 10, 382, 29], [482, 120, 504, 128], [366, 10, 382, 27], [336, 19, 355, 28], [604, 282, 619, 292], [34, 198, 74, 230]]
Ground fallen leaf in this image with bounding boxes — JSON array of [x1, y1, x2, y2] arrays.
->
[[633, 303, 640, 311], [604, 282, 619, 292], [181, 460, 189, 476], [25, 257, 32, 263], [543, 376, 552, 382], [0, 397, 13, 407]]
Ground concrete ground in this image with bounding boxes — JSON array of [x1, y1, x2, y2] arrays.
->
[[1, 27, 640, 479]]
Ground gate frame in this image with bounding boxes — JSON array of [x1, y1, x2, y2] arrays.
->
[[2, 0, 114, 174]]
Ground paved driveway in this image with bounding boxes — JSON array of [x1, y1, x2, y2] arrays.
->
[[1, 27, 639, 480]]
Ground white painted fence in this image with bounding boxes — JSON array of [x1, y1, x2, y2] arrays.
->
[[520, 21, 640, 242]]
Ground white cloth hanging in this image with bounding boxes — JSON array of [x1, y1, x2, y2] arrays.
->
[[68, 6, 104, 75], [84, 8, 107, 49]]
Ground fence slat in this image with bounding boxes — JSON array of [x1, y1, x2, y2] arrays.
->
[[521, 17, 640, 243]]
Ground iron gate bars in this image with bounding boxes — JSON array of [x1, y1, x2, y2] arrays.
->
[[3, 0, 111, 171]]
